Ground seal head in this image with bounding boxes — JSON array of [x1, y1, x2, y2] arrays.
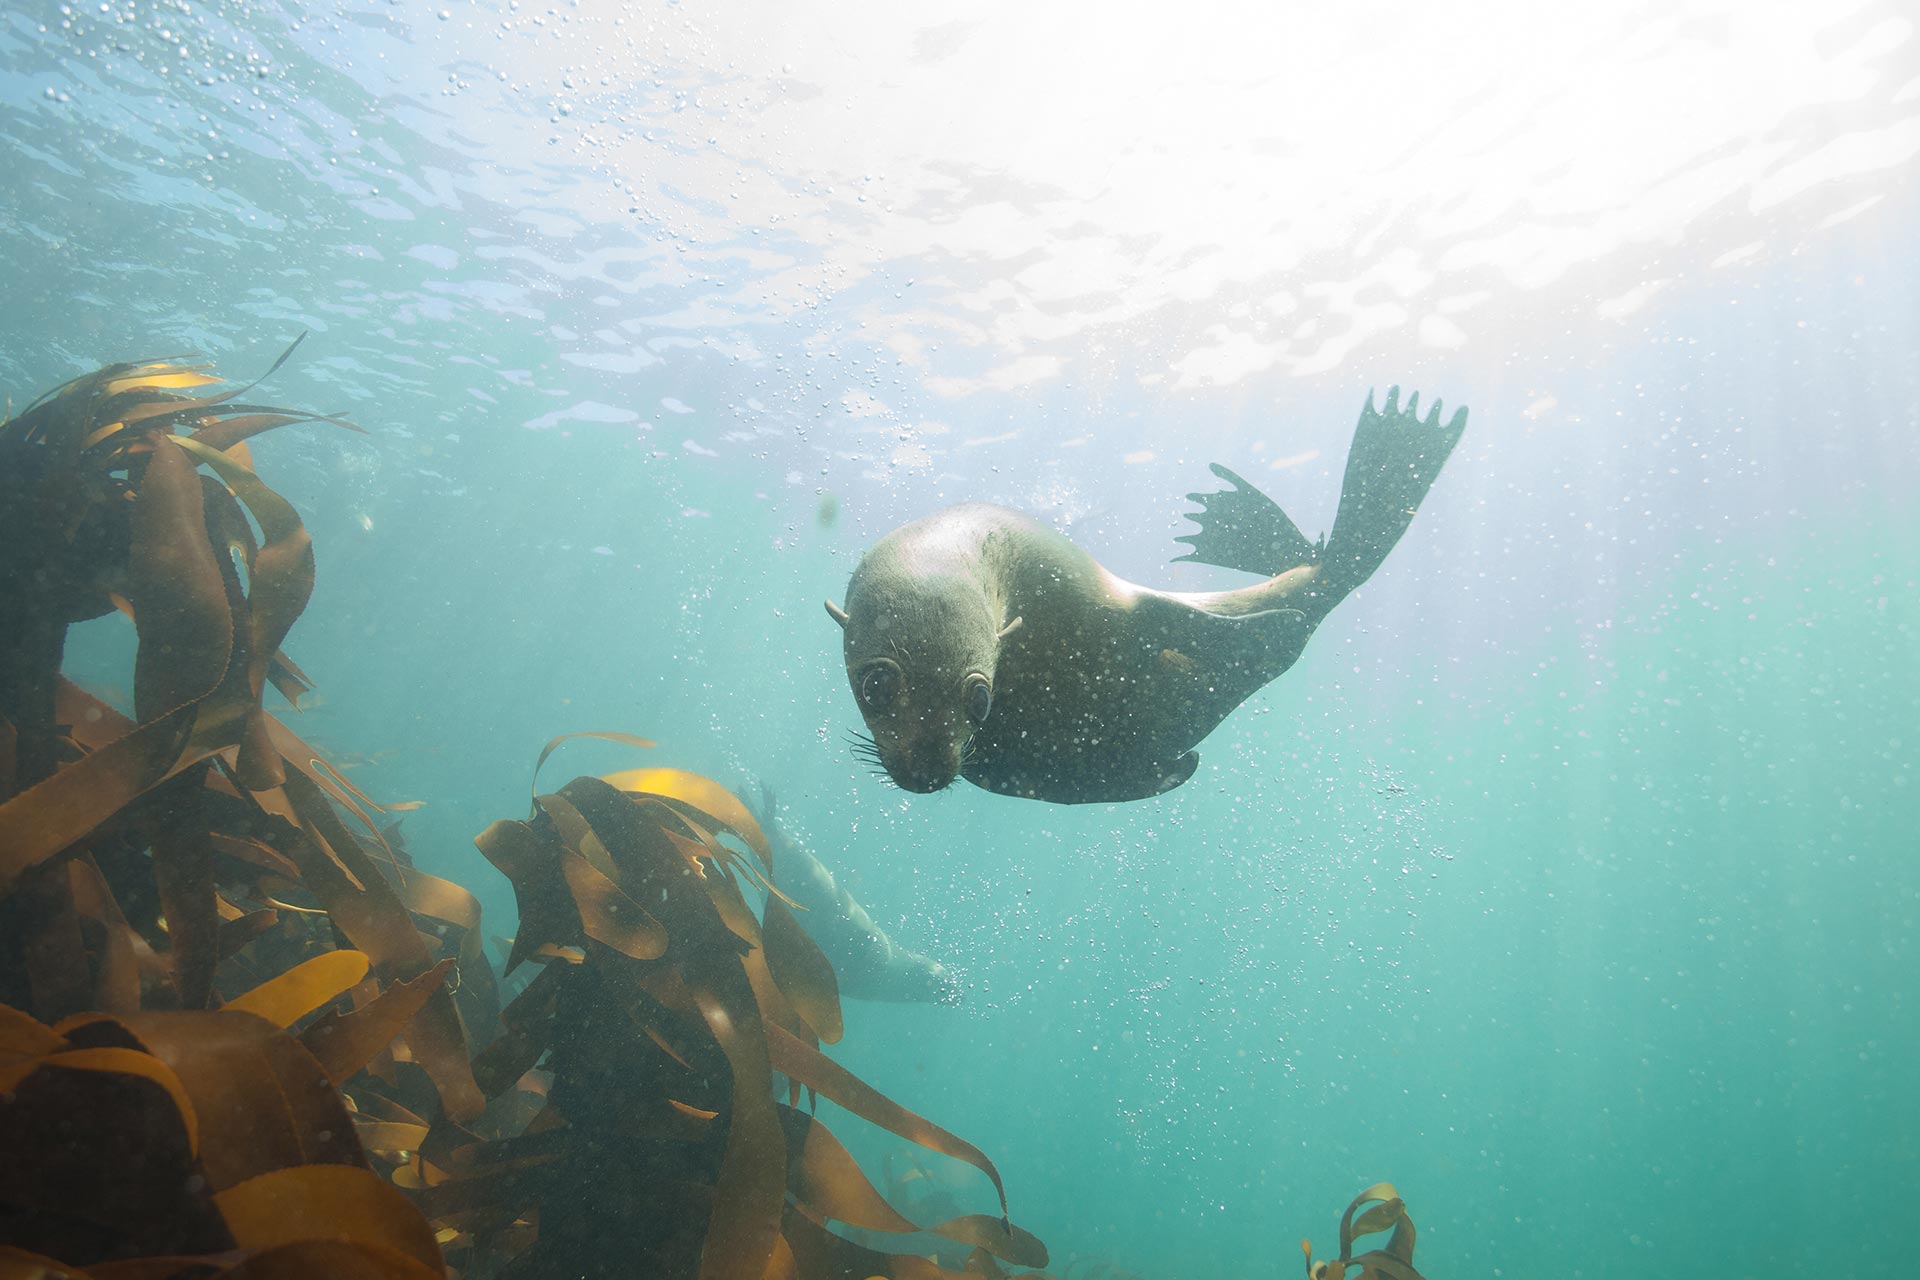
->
[[827, 511, 1022, 793]]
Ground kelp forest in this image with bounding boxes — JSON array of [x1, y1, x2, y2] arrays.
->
[[0, 347, 1429, 1279]]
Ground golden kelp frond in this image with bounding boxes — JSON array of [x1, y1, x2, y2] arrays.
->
[[446, 754, 1046, 1280], [0, 350, 487, 1274], [0, 997, 440, 1277], [0, 338, 352, 800], [1301, 1184, 1424, 1280], [4, 336, 355, 459], [0, 347, 481, 1126], [2, 350, 1049, 1280]]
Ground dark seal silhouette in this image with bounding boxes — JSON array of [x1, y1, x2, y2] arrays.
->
[[827, 388, 1467, 804]]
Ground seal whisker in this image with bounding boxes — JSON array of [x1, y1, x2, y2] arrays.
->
[[846, 730, 889, 776]]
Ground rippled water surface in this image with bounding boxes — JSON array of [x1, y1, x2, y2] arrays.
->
[[6, 1, 1918, 1275]]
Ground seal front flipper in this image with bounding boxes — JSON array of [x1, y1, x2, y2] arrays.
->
[[1149, 750, 1200, 796], [968, 749, 1199, 804], [1071, 749, 1200, 803], [1173, 463, 1320, 578], [1318, 386, 1467, 597]]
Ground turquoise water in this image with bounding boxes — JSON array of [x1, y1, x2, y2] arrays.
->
[[7, 2, 1918, 1276]]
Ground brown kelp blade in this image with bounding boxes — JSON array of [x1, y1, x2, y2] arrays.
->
[[761, 895, 843, 1045], [215, 1164, 443, 1271], [64, 857, 143, 1015], [274, 770, 483, 1122], [778, 1206, 969, 1280], [475, 818, 587, 977], [262, 716, 402, 864], [299, 960, 453, 1087], [1306, 1184, 1426, 1280], [150, 802, 220, 1010], [217, 909, 283, 962], [602, 766, 773, 866], [764, 1022, 1015, 1225], [104, 367, 222, 396], [3, 1044, 203, 1157], [191, 407, 362, 454], [224, 951, 372, 1028], [212, 1239, 448, 1279], [0, 1034, 231, 1260], [1339, 1183, 1399, 1257], [83, 1009, 368, 1192], [528, 730, 657, 805], [686, 968, 787, 1280], [0, 1003, 67, 1062], [267, 651, 315, 706], [0, 698, 223, 899], [127, 435, 235, 725], [172, 435, 316, 792], [559, 848, 669, 960], [778, 1106, 1045, 1267], [1386, 1210, 1416, 1265]]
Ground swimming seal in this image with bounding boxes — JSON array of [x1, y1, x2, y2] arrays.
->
[[826, 388, 1467, 804], [747, 786, 960, 1004]]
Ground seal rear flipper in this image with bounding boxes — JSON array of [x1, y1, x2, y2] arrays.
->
[[1173, 463, 1320, 578], [1319, 386, 1467, 597]]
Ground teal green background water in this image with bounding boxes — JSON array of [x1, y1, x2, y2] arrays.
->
[[6, 2, 1917, 1275]]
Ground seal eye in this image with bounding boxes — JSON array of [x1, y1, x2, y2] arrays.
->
[[964, 676, 993, 726], [859, 664, 900, 712]]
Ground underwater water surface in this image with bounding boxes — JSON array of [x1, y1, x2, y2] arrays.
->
[[5, 0, 1919, 1275]]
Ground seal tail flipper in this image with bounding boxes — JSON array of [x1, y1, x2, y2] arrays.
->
[[1318, 386, 1467, 598], [1173, 463, 1320, 578]]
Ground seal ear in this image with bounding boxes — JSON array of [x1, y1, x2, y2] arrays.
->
[[997, 616, 1024, 641], [825, 599, 850, 629]]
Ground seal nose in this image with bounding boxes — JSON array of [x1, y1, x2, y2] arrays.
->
[[893, 763, 957, 794], [891, 741, 960, 793]]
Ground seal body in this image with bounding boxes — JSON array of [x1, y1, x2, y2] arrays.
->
[[829, 388, 1467, 804], [748, 786, 960, 1003]]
